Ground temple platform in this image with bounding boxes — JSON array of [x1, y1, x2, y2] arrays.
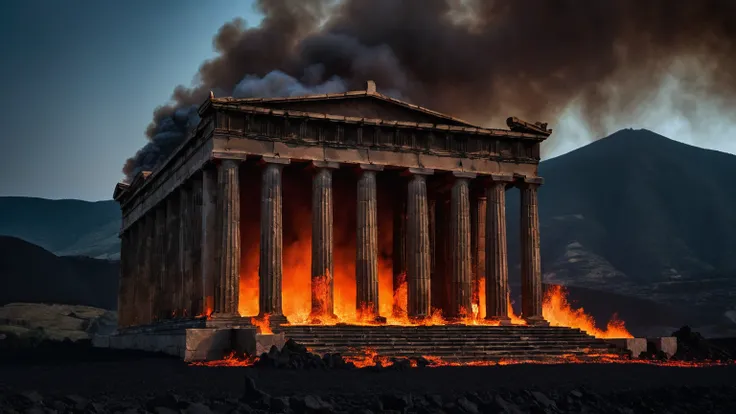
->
[[277, 324, 627, 362], [93, 320, 639, 363]]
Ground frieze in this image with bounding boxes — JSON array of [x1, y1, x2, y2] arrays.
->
[[214, 109, 541, 164]]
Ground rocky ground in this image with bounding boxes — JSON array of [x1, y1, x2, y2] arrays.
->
[[0, 341, 735, 413], [1, 327, 735, 413], [0, 303, 117, 342]]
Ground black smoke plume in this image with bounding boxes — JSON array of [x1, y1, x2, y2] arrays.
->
[[123, 0, 736, 180]]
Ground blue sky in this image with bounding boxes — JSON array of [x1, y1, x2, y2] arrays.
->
[[0, 0, 261, 200], [0, 1, 734, 201]]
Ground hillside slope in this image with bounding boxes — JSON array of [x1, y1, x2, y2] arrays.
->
[[505, 129, 736, 334], [0, 236, 118, 309], [0, 197, 120, 259]]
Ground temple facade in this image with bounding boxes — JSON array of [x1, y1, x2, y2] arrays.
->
[[113, 81, 551, 329]]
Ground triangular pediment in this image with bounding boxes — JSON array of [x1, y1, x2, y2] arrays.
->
[[209, 81, 480, 127]]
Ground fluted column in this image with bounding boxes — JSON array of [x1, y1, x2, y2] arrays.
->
[[311, 161, 338, 317], [142, 214, 154, 324], [406, 168, 433, 319], [485, 175, 513, 324], [154, 205, 166, 321], [259, 157, 290, 319], [201, 167, 217, 315], [214, 159, 241, 316], [118, 229, 131, 327], [449, 172, 475, 318], [392, 182, 407, 316], [520, 177, 547, 325], [470, 193, 486, 309], [356, 164, 382, 317]]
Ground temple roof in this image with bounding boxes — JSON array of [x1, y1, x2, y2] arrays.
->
[[200, 80, 481, 128]]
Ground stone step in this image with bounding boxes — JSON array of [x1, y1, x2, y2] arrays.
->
[[283, 334, 599, 340], [280, 326, 586, 333], [276, 324, 621, 362], [289, 340, 610, 348]]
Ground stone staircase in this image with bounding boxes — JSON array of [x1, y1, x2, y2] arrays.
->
[[278, 324, 624, 362]]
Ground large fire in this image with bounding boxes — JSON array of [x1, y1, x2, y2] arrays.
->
[[234, 172, 631, 339], [236, 225, 631, 338]]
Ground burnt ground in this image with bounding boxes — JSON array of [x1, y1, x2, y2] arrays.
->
[[1, 343, 736, 413]]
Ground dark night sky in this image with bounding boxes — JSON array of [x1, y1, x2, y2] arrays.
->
[[0, 0, 733, 201], [0, 0, 260, 201]]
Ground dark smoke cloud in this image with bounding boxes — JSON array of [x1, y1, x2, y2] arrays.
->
[[123, 0, 736, 180]]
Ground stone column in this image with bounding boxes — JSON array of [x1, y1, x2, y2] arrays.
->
[[179, 184, 192, 317], [356, 164, 382, 317], [118, 229, 131, 328], [311, 161, 338, 318], [520, 177, 547, 325], [259, 157, 290, 321], [190, 174, 204, 317], [405, 168, 433, 319], [391, 182, 407, 316], [201, 167, 217, 315], [155, 205, 167, 321], [485, 175, 513, 324], [428, 198, 436, 300], [142, 214, 154, 324], [165, 193, 180, 318], [449, 172, 475, 318], [470, 192, 486, 309], [214, 159, 241, 317]]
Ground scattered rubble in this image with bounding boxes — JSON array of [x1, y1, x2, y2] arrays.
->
[[669, 326, 734, 362], [251, 338, 427, 371]]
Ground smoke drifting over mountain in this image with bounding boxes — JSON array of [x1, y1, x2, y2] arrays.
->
[[123, 0, 736, 180]]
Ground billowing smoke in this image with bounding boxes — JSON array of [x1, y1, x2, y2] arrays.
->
[[123, 0, 736, 180]]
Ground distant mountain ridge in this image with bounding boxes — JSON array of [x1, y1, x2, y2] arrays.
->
[[0, 197, 120, 259], [0, 236, 118, 309], [506, 129, 736, 335]]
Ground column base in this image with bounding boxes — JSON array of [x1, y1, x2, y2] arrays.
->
[[308, 312, 338, 325], [524, 316, 550, 326], [408, 315, 432, 324], [257, 313, 289, 327], [485, 316, 513, 326]]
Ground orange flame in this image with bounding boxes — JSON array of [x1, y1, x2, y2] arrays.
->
[[235, 197, 632, 336], [250, 314, 273, 334], [542, 285, 633, 339]]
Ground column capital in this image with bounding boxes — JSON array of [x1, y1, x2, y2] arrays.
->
[[311, 160, 340, 170], [451, 171, 477, 179], [402, 167, 434, 176], [480, 173, 514, 184], [517, 175, 544, 186], [212, 158, 242, 167], [357, 163, 384, 172], [260, 156, 291, 166]]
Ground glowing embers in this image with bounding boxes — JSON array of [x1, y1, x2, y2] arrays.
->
[[192, 348, 731, 369]]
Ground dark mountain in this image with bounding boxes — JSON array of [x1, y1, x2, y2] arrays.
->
[[0, 197, 120, 259], [0, 236, 118, 309], [506, 129, 736, 336]]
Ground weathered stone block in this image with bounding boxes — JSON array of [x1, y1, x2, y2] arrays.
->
[[647, 336, 677, 358], [184, 328, 232, 362], [231, 327, 258, 356], [606, 338, 647, 358], [256, 332, 286, 356]]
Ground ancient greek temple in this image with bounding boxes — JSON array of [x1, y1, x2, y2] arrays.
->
[[113, 81, 552, 332]]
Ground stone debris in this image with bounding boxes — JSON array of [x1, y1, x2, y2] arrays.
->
[[669, 326, 734, 362], [251, 338, 427, 371], [2, 384, 735, 413]]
